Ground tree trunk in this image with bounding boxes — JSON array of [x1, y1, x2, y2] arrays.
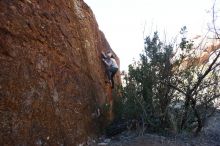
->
[[181, 96, 190, 130], [191, 99, 202, 134]]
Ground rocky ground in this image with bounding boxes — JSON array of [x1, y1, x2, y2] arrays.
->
[[94, 111, 220, 146]]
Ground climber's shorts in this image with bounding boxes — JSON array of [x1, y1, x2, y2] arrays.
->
[[110, 67, 118, 75]]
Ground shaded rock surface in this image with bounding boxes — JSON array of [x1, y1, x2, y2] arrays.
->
[[0, 0, 120, 145]]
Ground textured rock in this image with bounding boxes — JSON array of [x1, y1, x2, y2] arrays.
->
[[0, 0, 120, 145], [178, 41, 220, 70]]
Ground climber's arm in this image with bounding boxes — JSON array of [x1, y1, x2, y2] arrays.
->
[[102, 58, 110, 66], [101, 51, 107, 59]]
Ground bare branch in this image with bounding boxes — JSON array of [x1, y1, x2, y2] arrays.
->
[[160, 81, 186, 96], [191, 51, 220, 95], [201, 94, 220, 106], [197, 82, 217, 92], [212, 0, 220, 39]]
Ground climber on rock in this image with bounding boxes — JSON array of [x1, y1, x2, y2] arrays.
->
[[101, 51, 119, 88]]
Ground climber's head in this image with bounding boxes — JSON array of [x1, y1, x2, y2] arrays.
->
[[106, 52, 111, 58], [106, 51, 114, 58]]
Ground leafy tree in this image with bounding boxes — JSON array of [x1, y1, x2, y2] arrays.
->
[[168, 27, 220, 134], [116, 27, 220, 135], [118, 32, 174, 132]]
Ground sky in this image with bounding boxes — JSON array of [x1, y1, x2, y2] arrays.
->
[[84, 0, 217, 71]]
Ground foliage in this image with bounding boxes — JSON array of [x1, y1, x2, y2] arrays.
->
[[115, 32, 174, 132], [170, 27, 220, 134], [115, 27, 220, 134]]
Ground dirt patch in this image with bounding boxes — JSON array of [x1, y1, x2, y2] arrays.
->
[[97, 111, 220, 146]]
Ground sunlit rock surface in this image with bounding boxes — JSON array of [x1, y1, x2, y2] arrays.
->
[[0, 0, 120, 145]]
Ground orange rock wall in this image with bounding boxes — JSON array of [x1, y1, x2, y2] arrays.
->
[[0, 0, 120, 145]]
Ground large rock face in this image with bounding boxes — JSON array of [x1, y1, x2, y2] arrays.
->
[[0, 0, 120, 145]]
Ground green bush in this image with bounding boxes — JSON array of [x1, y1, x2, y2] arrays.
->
[[114, 28, 220, 134]]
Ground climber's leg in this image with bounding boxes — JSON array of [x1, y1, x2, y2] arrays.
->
[[109, 68, 118, 88], [107, 70, 112, 81], [104, 67, 112, 85]]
